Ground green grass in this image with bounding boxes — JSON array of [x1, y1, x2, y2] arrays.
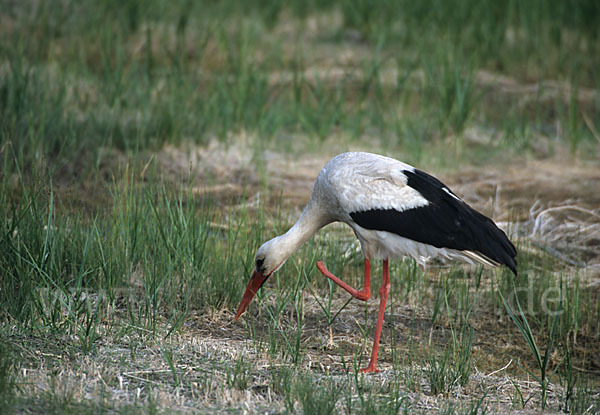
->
[[2, 0, 599, 171], [1, 0, 600, 413]]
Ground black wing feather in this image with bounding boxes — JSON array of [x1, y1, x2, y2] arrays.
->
[[350, 169, 517, 274]]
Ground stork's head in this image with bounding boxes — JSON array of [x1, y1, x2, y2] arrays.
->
[[234, 237, 289, 320]]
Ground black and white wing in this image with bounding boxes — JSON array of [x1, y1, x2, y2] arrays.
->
[[331, 157, 517, 274]]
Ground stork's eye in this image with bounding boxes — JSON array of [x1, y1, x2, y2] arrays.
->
[[256, 258, 264, 270]]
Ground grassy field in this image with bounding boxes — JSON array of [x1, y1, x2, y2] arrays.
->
[[1, 0, 600, 413]]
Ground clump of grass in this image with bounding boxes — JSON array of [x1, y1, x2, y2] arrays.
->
[[161, 345, 180, 387], [425, 347, 467, 396], [294, 374, 341, 415], [271, 367, 295, 411], [225, 355, 252, 390], [271, 368, 341, 414], [500, 286, 561, 410], [422, 52, 477, 138], [0, 339, 17, 406], [563, 374, 599, 414]]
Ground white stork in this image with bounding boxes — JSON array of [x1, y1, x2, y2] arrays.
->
[[235, 152, 517, 373]]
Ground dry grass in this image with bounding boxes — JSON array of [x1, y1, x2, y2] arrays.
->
[[6, 322, 579, 413]]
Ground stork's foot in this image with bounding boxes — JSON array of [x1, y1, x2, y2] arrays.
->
[[359, 365, 379, 374], [316, 260, 371, 301]]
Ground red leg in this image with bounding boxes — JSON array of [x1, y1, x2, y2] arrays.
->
[[360, 259, 390, 373], [316, 259, 371, 301]]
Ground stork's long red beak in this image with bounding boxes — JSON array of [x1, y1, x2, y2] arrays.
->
[[234, 270, 269, 320]]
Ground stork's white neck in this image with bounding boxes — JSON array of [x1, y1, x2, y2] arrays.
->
[[281, 202, 328, 254], [260, 200, 331, 274]]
